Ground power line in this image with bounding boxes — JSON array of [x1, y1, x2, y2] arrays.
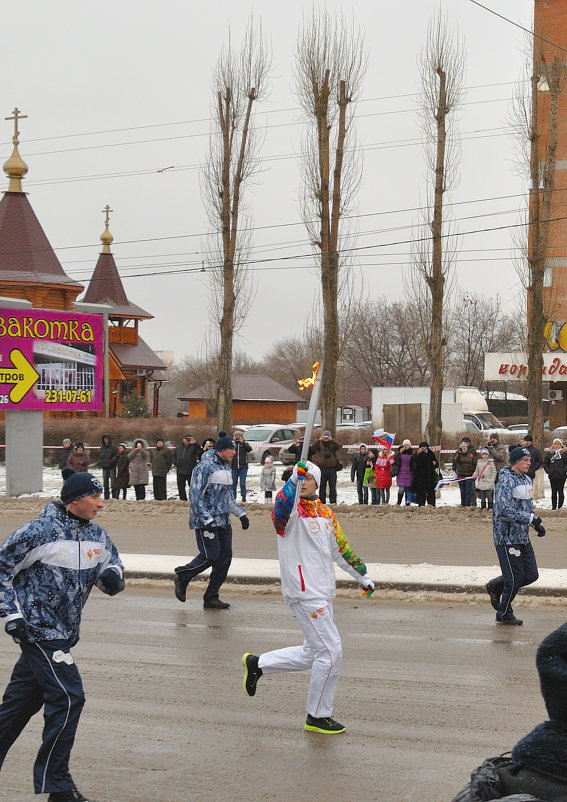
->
[[20, 98, 513, 159], [43, 190, 528, 257], [23, 126, 514, 189], [12, 79, 526, 147], [469, 1, 567, 55], [66, 214, 566, 284]]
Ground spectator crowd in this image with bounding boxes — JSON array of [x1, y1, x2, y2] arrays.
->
[[53, 428, 565, 508]]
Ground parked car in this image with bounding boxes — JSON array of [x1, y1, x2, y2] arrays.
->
[[551, 425, 567, 442], [242, 424, 300, 464], [506, 421, 551, 439], [335, 421, 372, 432], [506, 423, 529, 434]]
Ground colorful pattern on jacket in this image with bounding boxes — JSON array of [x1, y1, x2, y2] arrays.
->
[[492, 466, 533, 545], [272, 478, 367, 576], [0, 501, 124, 644], [189, 449, 245, 529]]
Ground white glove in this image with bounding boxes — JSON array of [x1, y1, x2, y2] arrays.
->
[[361, 574, 374, 591]]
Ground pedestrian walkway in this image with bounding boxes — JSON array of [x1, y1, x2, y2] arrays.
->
[[122, 554, 567, 595]]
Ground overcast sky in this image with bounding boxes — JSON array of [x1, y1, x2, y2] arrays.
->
[[1, 0, 535, 364]]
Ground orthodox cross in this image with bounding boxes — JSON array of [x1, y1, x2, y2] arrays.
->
[[102, 204, 113, 227], [5, 108, 27, 145]]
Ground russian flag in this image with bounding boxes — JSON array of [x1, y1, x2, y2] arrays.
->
[[371, 429, 395, 449]]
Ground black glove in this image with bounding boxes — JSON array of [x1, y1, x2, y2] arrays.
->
[[531, 514, 546, 537], [99, 568, 125, 596], [240, 515, 250, 530], [5, 617, 30, 643]]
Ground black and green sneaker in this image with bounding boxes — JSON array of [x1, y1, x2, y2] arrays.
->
[[305, 714, 345, 734], [242, 653, 262, 697], [48, 789, 96, 802], [485, 579, 501, 611]]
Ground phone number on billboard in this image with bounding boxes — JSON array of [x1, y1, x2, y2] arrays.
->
[[44, 390, 93, 404]]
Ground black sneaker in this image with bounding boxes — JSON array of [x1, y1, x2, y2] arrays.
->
[[496, 613, 523, 626], [305, 714, 345, 734], [242, 653, 262, 696], [48, 789, 96, 802], [203, 598, 230, 609], [173, 571, 187, 603], [485, 579, 501, 611]]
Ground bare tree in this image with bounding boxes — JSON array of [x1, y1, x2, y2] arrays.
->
[[261, 327, 323, 397], [201, 20, 270, 431], [295, 9, 365, 432], [412, 10, 465, 445], [444, 293, 520, 389], [340, 298, 430, 390], [511, 36, 564, 453]]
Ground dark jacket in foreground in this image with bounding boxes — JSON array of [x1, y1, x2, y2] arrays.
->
[[450, 622, 567, 801]]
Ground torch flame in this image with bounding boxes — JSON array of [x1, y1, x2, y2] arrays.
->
[[298, 361, 320, 391]]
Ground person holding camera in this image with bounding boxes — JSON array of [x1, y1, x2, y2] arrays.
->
[[286, 434, 315, 465], [311, 430, 342, 505], [486, 433, 508, 479], [544, 437, 567, 510], [485, 446, 545, 626], [231, 431, 252, 503]]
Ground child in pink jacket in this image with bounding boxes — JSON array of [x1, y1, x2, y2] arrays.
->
[[374, 448, 394, 505]]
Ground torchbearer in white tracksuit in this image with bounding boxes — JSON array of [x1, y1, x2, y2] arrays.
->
[[241, 460, 375, 734]]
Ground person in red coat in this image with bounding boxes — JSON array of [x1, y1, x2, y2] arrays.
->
[[374, 449, 394, 505]]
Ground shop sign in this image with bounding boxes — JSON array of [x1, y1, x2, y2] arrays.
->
[[0, 307, 103, 410], [484, 352, 567, 381]]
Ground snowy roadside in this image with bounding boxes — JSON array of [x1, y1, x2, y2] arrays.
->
[[0, 462, 557, 509]]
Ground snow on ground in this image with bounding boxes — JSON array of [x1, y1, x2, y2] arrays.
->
[[0, 461, 557, 509]]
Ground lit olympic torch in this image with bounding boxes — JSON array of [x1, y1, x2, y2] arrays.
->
[[293, 361, 324, 508]]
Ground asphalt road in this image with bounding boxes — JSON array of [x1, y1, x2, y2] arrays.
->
[[1, 586, 564, 802]]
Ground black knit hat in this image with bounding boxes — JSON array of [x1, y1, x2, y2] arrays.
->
[[536, 622, 567, 724], [61, 472, 103, 505], [509, 446, 530, 465], [215, 436, 235, 451]]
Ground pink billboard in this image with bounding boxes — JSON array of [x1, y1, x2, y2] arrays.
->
[[0, 307, 104, 411]]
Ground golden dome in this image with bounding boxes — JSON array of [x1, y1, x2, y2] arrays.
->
[[3, 107, 28, 193], [100, 204, 114, 253]]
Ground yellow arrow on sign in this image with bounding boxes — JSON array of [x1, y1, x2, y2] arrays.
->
[[0, 349, 40, 403]]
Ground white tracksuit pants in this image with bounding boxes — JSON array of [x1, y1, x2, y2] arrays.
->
[[258, 599, 342, 717]]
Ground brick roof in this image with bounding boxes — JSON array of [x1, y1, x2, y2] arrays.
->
[[179, 374, 303, 402], [0, 192, 83, 288], [82, 252, 152, 319]]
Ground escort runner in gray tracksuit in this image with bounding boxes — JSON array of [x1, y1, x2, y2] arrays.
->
[[485, 446, 545, 626], [173, 437, 249, 609], [0, 472, 124, 802]]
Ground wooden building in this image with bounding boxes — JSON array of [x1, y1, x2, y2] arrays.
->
[[0, 110, 166, 417], [178, 375, 304, 423], [82, 207, 167, 417], [0, 108, 84, 312]]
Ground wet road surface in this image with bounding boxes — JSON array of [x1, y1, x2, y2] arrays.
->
[[1, 586, 564, 802]]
